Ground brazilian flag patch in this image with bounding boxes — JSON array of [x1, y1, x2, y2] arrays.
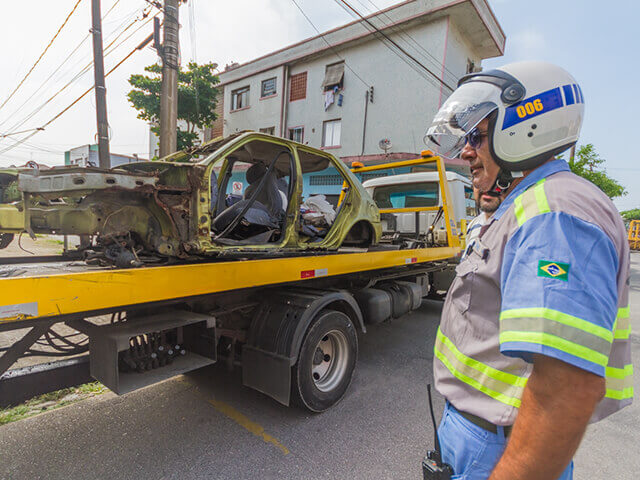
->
[[538, 260, 570, 281]]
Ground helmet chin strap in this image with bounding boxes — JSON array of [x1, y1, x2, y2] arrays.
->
[[487, 169, 523, 196]]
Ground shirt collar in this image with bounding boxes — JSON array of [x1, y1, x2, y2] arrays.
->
[[493, 159, 570, 221]]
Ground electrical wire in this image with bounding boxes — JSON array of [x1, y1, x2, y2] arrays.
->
[[336, 0, 451, 90], [334, 0, 455, 92], [1, 12, 156, 138], [0, 0, 84, 112], [0, 0, 134, 131], [358, 0, 460, 86], [0, 33, 154, 156], [0, 4, 152, 134], [290, 0, 371, 89]]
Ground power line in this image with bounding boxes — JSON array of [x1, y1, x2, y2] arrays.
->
[[0, 34, 153, 156], [332, 0, 442, 90], [0, 0, 84, 112], [358, 0, 460, 86], [1, 12, 156, 137], [334, 0, 455, 92], [290, 0, 371, 89], [0, 3, 150, 132]]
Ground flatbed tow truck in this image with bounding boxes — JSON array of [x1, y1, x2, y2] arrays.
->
[[0, 155, 461, 412]]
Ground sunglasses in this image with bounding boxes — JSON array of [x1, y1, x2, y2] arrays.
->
[[465, 128, 488, 149]]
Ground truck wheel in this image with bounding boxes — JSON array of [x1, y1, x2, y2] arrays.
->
[[292, 310, 358, 412], [0, 233, 14, 249]]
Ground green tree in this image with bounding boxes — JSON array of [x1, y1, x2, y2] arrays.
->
[[621, 209, 640, 222], [563, 144, 626, 199], [127, 62, 220, 152]]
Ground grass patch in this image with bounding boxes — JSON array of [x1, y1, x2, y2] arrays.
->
[[0, 382, 107, 426]]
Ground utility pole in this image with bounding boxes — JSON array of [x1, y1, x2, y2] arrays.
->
[[159, 0, 180, 157], [91, 0, 111, 169]]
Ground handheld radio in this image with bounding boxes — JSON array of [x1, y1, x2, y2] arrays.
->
[[421, 384, 454, 479]]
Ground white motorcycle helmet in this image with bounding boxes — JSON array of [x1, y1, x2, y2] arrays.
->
[[425, 61, 584, 172]]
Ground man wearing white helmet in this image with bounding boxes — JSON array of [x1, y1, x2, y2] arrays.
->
[[425, 61, 631, 479]]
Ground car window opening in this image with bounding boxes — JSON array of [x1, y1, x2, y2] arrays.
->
[[210, 139, 293, 246]]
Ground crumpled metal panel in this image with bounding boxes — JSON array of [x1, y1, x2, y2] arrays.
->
[[18, 168, 158, 193]]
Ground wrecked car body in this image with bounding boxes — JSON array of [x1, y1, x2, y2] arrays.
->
[[0, 132, 381, 266]]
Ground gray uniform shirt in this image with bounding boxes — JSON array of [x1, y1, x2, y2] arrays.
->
[[434, 160, 632, 426]]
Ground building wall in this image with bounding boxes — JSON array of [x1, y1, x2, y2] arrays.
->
[[221, 16, 480, 161], [223, 66, 284, 136]]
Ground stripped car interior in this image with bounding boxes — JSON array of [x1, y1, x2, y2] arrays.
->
[[0, 132, 381, 267]]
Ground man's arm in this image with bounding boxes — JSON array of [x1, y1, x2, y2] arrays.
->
[[489, 354, 605, 480]]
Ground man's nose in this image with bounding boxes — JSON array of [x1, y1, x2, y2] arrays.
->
[[460, 142, 476, 162]]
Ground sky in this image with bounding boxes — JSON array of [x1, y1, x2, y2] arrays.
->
[[0, 0, 637, 211]]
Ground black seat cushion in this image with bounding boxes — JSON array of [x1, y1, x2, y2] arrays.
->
[[212, 199, 280, 234]]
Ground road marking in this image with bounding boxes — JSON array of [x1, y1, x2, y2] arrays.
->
[[207, 398, 291, 455], [177, 377, 290, 456]]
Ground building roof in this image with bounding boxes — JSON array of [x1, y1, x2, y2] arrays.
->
[[219, 0, 505, 87]]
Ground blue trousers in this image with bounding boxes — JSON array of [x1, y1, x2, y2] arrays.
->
[[438, 402, 573, 480]]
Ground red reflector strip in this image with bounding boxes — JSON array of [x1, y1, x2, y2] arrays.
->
[[301, 268, 329, 279], [405, 257, 417, 264]]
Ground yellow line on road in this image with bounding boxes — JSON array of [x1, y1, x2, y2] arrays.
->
[[207, 398, 290, 456], [177, 377, 290, 455]]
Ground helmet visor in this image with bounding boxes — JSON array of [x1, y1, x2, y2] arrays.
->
[[425, 82, 502, 158]]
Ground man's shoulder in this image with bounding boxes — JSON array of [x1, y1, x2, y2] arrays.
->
[[509, 170, 627, 250], [543, 171, 623, 230]]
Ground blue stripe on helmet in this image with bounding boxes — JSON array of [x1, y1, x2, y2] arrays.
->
[[502, 87, 564, 130], [563, 85, 575, 105]]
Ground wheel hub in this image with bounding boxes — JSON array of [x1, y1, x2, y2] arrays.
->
[[311, 330, 349, 392]]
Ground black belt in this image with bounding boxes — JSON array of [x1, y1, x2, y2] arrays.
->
[[457, 409, 513, 437]]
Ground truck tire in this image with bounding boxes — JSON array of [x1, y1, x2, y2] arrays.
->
[[291, 310, 358, 412]]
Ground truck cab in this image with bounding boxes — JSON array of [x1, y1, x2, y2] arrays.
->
[[363, 170, 475, 247]]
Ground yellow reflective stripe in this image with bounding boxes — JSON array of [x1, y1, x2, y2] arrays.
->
[[605, 364, 633, 395], [613, 306, 631, 339], [513, 179, 550, 226], [500, 308, 613, 343], [614, 327, 631, 340], [437, 329, 528, 387], [617, 306, 630, 319], [434, 347, 523, 408], [534, 179, 550, 215], [514, 195, 526, 226], [499, 331, 609, 367], [434, 329, 527, 408], [606, 364, 634, 379], [605, 387, 634, 400]]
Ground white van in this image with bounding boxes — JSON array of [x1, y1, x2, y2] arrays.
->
[[363, 171, 476, 244]]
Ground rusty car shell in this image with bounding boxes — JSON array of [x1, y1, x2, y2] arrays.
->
[[0, 132, 381, 261]]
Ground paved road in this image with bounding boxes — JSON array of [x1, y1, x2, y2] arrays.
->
[[1, 253, 638, 480]]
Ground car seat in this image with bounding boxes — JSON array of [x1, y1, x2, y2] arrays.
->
[[212, 162, 285, 238]]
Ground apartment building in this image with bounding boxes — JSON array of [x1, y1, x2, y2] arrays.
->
[[210, 0, 504, 171]]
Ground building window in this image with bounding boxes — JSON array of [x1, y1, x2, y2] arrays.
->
[[231, 86, 250, 110], [259, 126, 275, 135], [322, 62, 345, 91], [289, 72, 307, 101], [288, 126, 304, 143], [322, 119, 341, 147], [261, 77, 277, 98]]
